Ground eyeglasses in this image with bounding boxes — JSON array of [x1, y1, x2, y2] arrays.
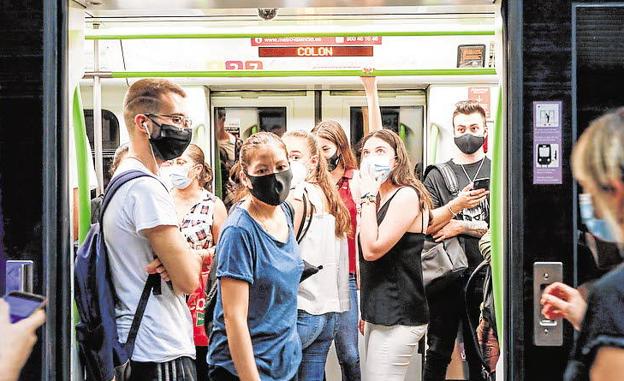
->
[[145, 113, 192, 129]]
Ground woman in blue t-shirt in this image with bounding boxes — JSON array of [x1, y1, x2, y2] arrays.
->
[[207, 132, 303, 381]]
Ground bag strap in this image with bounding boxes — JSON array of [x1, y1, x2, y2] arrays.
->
[[124, 273, 160, 357], [296, 189, 314, 243], [424, 162, 460, 197], [464, 260, 495, 377]]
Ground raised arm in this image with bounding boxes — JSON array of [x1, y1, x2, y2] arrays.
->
[[361, 76, 383, 133]]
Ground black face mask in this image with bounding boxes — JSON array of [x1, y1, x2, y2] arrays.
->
[[454, 134, 485, 155], [246, 169, 293, 206], [146, 119, 193, 161], [327, 152, 341, 172]]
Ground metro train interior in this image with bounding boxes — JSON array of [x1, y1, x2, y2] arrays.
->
[[69, 2, 504, 379], [6, 0, 624, 380]]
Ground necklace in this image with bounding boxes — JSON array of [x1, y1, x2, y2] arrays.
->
[[459, 158, 485, 183]]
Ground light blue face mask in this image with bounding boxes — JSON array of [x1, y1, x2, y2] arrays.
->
[[168, 164, 193, 190], [579, 193, 617, 242]]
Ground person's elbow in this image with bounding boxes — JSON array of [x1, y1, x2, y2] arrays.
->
[[361, 245, 384, 261], [175, 275, 200, 294], [173, 260, 201, 293]]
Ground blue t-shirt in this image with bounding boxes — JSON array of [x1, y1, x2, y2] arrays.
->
[[207, 203, 303, 381]]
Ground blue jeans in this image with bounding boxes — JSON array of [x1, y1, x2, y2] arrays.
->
[[297, 310, 337, 381], [333, 274, 361, 381]]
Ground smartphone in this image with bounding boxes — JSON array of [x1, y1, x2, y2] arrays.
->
[[473, 178, 490, 190], [3, 291, 47, 323]]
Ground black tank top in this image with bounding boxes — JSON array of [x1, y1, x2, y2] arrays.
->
[[359, 188, 429, 326]]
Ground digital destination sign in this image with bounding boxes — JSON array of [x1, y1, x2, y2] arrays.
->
[[258, 46, 374, 57]]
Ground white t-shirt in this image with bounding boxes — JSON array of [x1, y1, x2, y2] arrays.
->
[[103, 158, 195, 362]]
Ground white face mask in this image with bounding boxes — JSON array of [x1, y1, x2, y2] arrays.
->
[[168, 164, 193, 190], [361, 155, 393, 182], [290, 161, 309, 189]]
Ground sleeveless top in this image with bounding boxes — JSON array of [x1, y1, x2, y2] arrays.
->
[[359, 188, 429, 326], [337, 169, 358, 274], [180, 190, 216, 346], [294, 182, 350, 315]]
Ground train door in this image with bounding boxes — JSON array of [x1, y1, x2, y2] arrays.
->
[[210, 90, 315, 200], [321, 90, 426, 172]]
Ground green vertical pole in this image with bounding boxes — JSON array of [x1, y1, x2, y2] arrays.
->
[[72, 86, 92, 243], [490, 87, 504, 342], [399, 123, 407, 141]]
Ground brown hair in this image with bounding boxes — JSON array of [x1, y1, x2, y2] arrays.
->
[[452, 100, 487, 128], [572, 108, 624, 231], [123, 78, 187, 134], [283, 130, 352, 237], [109, 143, 129, 177], [234, 132, 289, 202], [312, 120, 358, 171], [360, 129, 433, 211], [184, 143, 213, 192]]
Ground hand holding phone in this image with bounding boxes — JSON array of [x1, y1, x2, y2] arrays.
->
[[0, 294, 46, 381], [3, 292, 47, 323], [473, 178, 490, 191]]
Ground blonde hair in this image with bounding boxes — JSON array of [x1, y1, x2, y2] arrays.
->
[[283, 130, 352, 237], [360, 129, 433, 211], [572, 108, 624, 233], [312, 120, 358, 171]]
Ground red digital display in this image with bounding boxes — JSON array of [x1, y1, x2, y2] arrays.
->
[[259, 46, 374, 58]]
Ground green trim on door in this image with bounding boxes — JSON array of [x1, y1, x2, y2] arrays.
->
[[110, 68, 497, 78], [86, 30, 495, 40], [490, 87, 504, 342]]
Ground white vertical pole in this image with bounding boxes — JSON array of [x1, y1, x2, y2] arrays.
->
[[93, 24, 104, 194]]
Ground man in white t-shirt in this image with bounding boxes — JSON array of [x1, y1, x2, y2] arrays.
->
[[103, 78, 202, 380]]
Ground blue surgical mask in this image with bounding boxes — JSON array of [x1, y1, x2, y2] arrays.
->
[[168, 164, 193, 190], [362, 155, 392, 183], [579, 193, 617, 242]]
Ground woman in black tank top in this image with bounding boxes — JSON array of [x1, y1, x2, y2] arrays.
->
[[357, 129, 434, 381]]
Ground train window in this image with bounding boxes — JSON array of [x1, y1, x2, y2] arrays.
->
[[350, 106, 424, 170], [83, 109, 120, 189], [83, 109, 120, 158], [214, 107, 287, 139], [350, 106, 401, 154]]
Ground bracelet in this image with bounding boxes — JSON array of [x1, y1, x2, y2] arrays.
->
[[360, 192, 377, 205], [447, 204, 459, 217]]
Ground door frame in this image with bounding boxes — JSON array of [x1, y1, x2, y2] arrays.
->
[[43, 0, 71, 379]]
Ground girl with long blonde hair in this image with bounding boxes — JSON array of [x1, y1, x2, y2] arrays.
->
[[282, 130, 351, 381]]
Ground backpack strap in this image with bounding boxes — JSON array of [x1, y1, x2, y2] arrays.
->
[[124, 273, 160, 358], [99, 170, 163, 225], [424, 162, 460, 197]]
